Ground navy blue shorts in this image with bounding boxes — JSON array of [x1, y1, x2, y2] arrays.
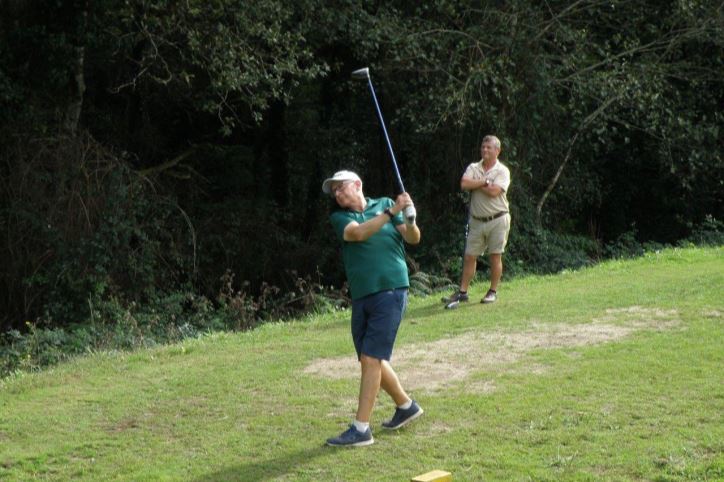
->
[[351, 288, 408, 361]]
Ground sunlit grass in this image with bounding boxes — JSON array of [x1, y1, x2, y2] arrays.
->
[[1, 247, 722, 481]]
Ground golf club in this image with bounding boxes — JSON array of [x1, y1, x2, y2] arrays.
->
[[444, 201, 470, 309], [351, 67, 416, 224]]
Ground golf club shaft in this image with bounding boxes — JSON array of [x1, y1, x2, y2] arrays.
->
[[364, 76, 406, 194], [361, 74, 415, 223]]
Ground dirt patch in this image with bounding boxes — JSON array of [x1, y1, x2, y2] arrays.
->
[[593, 306, 680, 327], [303, 306, 680, 394]]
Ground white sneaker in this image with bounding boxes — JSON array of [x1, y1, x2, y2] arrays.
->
[[481, 289, 497, 304]]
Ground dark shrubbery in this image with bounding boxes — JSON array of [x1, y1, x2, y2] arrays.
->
[[0, 132, 352, 377], [0, 133, 192, 331], [0, 273, 350, 378], [685, 215, 724, 247], [506, 226, 599, 277]]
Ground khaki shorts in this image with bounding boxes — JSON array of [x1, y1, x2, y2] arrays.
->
[[465, 213, 511, 256]]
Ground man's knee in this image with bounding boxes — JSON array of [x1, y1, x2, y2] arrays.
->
[[360, 354, 382, 366]]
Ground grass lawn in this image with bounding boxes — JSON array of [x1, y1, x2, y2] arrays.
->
[[1, 246, 722, 481]]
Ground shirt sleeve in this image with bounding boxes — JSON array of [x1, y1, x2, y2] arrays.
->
[[495, 166, 511, 192], [462, 163, 478, 180], [329, 211, 354, 240]]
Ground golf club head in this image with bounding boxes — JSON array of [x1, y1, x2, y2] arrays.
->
[[444, 300, 460, 310], [351, 67, 370, 80]]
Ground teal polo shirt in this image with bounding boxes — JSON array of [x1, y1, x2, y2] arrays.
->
[[330, 197, 409, 300]]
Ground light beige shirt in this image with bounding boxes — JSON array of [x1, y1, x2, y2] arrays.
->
[[463, 159, 511, 217]]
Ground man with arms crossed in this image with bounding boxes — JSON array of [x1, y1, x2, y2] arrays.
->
[[322, 170, 423, 447], [444, 135, 511, 304]]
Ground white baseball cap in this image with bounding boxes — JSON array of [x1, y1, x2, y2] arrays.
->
[[322, 170, 361, 194]]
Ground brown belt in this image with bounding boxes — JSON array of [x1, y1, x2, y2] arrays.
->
[[471, 211, 507, 222]]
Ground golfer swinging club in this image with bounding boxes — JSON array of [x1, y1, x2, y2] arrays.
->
[[323, 170, 423, 447]]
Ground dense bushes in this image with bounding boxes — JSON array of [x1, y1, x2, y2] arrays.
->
[[0, 134, 192, 331], [0, 131, 350, 376], [0, 271, 351, 378]]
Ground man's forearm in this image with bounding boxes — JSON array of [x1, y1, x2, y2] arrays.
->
[[481, 184, 503, 197], [460, 177, 485, 191], [343, 212, 392, 242]]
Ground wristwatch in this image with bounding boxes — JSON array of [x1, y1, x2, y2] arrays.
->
[[383, 208, 394, 220]]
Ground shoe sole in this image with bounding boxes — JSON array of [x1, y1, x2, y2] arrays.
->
[[326, 438, 374, 447], [481, 298, 496, 304], [382, 408, 424, 430]]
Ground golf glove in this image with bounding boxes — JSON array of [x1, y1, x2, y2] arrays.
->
[[404, 205, 417, 226]]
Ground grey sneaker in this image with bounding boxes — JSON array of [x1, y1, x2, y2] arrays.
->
[[326, 425, 374, 447], [481, 289, 497, 304], [382, 400, 424, 430], [442, 291, 468, 303]]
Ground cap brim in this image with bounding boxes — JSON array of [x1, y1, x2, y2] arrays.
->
[[322, 171, 360, 194], [322, 179, 335, 194]]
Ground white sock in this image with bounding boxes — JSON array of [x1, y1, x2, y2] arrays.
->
[[398, 400, 413, 410], [353, 420, 369, 432]]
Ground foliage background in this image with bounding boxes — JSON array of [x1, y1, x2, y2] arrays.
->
[[0, 0, 722, 367]]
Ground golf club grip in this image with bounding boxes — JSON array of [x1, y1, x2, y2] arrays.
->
[[404, 205, 416, 224]]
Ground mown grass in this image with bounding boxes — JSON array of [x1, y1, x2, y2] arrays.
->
[[1, 246, 722, 481]]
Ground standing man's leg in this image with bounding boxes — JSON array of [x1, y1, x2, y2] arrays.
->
[[482, 215, 509, 304], [489, 253, 502, 292], [444, 253, 477, 303], [445, 220, 485, 303], [459, 254, 478, 292], [460, 219, 484, 293]]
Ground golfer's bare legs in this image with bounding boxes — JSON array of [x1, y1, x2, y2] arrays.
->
[[459, 254, 477, 292], [489, 253, 502, 291], [356, 354, 382, 423], [380, 360, 410, 406]]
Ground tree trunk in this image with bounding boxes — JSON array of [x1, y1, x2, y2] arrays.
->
[[267, 100, 289, 207], [63, 45, 86, 134], [63, 4, 88, 134], [535, 96, 618, 226]]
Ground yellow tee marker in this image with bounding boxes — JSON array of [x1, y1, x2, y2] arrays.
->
[[411, 470, 452, 482]]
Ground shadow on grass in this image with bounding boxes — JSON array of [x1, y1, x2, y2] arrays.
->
[[192, 445, 332, 481], [407, 296, 482, 322], [192, 429, 412, 481]]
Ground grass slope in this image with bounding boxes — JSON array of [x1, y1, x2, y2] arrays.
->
[[1, 247, 722, 481]]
